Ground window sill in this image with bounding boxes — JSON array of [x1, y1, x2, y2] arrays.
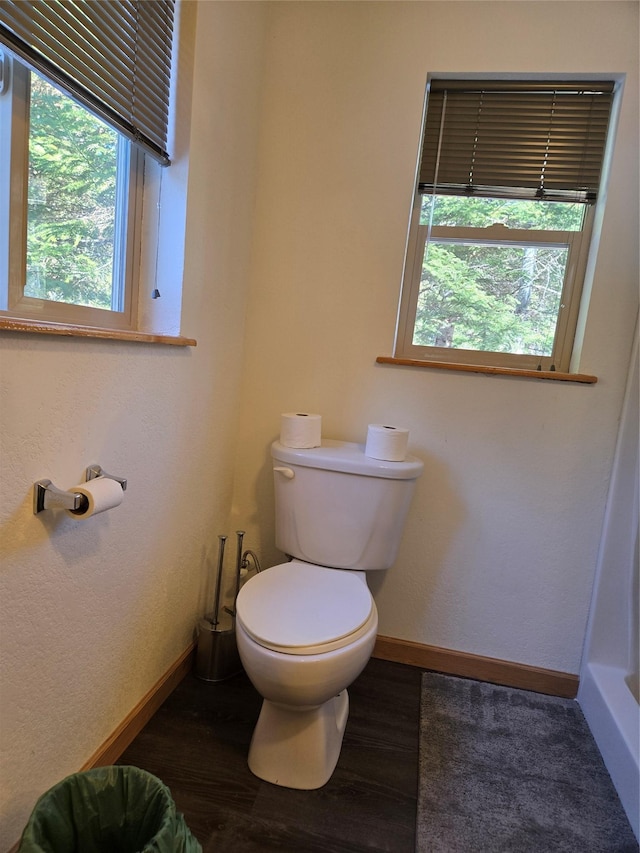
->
[[0, 317, 197, 347], [376, 356, 597, 384]]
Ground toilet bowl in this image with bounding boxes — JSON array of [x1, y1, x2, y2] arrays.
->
[[235, 439, 422, 789], [236, 560, 378, 789]]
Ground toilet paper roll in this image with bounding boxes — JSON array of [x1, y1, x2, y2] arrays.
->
[[280, 412, 322, 448], [66, 477, 124, 519], [364, 424, 409, 462]]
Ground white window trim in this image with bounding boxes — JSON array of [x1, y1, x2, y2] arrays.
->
[[0, 56, 146, 331], [396, 203, 594, 373]]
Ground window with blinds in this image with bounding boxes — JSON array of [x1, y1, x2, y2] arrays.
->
[[0, 1, 176, 331], [0, 0, 175, 164], [395, 77, 618, 373]]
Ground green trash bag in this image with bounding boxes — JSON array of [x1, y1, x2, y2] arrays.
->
[[18, 766, 202, 853]]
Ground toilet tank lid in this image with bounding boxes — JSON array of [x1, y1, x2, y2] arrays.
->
[[271, 439, 423, 480]]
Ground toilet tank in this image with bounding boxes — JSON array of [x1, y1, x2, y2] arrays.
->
[[271, 439, 423, 571]]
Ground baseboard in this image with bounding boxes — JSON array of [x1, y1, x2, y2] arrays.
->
[[80, 643, 196, 770], [373, 635, 579, 699]]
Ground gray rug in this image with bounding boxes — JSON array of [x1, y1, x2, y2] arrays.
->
[[417, 672, 638, 853]]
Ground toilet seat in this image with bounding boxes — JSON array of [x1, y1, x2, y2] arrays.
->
[[236, 560, 375, 655]]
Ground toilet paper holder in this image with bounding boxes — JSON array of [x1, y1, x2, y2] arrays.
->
[[85, 464, 127, 491], [33, 465, 127, 514]]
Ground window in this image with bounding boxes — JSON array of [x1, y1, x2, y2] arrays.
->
[[0, 1, 174, 333], [0, 52, 142, 328], [396, 79, 617, 372]]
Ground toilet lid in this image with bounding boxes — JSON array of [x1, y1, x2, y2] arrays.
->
[[236, 561, 374, 654]]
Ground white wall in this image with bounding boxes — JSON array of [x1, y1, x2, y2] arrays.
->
[[231, 1, 639, 671], [0, 2, 267, 847]]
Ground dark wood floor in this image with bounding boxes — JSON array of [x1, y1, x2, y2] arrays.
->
[[117, 657, 422, 852]]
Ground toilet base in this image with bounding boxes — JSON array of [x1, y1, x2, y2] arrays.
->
[[248, 690, 350, 789]]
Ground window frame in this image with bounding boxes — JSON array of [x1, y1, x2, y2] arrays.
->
[[394, 76, 615, 373], [396, 193, 594, 372], [0, 52, 144, 331]]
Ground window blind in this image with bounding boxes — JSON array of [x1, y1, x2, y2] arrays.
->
[[0, 0, 175, 165], [419, 79, 615, 202]]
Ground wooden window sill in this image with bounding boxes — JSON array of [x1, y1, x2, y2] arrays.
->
[[0, 317, 197, 347], [376, 356, 597, 384]]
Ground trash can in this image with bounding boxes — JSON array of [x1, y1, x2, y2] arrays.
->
[[18, 766, 202, 853]]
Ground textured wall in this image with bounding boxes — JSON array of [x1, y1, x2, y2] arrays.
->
[[231, 1, 639, 671], [0, 3, 267, 847]]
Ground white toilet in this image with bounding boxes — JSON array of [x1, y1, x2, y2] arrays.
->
[[235, 438, 423, 790]]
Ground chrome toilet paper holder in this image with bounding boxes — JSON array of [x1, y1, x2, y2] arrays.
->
[[85, 464, 127, 491], [33, 480, 86, 513], [33, 465, 127, 514]]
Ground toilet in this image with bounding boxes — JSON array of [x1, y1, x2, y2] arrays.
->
[[235, 438, 423, 790]]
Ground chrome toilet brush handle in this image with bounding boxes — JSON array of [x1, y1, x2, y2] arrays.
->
[[233, 530, 245, 616], [223, 530, 247, 618], [209, 535, 227, 627]]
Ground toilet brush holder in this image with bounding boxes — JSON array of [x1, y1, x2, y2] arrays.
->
[[195, 534, 242, 681], [195, 612, 243, 682]]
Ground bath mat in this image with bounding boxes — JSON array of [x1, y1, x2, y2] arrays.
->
[[416, 672, 638, 853]]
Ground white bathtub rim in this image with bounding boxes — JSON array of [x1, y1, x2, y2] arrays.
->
[[578, 660, 639, 841]]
